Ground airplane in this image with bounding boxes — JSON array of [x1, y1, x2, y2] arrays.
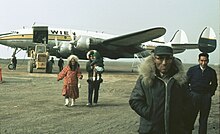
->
[[0, 25, 217, 72], [0, 25, 166, 60]]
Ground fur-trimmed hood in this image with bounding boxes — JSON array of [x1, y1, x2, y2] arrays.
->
[[138, 55, 187, 86], [67, 55, 79, 65]]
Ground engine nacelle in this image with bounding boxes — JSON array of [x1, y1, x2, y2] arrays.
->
[[58, 42, 72, 58], [198, 27, 217, 53], [74, 35, 104, 51]]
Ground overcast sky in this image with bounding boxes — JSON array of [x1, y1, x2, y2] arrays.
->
[[0, 0, 219, 64]]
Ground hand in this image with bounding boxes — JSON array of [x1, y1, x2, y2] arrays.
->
[[79, 75, 83, 79]]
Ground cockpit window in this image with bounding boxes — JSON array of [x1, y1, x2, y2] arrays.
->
[[11, 31, 19, 34]]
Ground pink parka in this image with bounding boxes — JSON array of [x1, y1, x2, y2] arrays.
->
[[57, 56, 82, 99]]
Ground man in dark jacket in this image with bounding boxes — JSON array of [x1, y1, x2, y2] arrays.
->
[[12, 56, 17, 70], [58, 57, 64, 72], [187, 53, 218, 134], [129, 46, 192, 134]]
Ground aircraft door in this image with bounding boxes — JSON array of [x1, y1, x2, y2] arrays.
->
[[32, 26, 48, 44]]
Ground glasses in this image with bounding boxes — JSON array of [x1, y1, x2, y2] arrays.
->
[[154, 56, 173, 62]]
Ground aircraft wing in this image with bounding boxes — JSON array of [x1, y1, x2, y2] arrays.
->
[[103, 27, 166, 47], [90, 27, 166, 59]]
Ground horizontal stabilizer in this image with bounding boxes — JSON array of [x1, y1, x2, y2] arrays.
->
[[171, 27, 217, 54]]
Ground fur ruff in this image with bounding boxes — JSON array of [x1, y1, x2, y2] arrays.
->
[[67, 55, 79, 65], [138, 54, 187, 86]]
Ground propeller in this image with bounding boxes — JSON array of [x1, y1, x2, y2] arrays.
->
[[53, 36, 59, 49]]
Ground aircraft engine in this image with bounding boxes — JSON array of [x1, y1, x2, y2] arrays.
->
[[74, 35, 104, 51], [198, 27, 217, 53], [58, 42, 72, 57]]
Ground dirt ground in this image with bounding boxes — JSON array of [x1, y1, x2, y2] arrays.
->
[[0, 59, 219, 134]]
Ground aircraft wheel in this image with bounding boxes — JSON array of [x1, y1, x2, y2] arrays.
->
[[28, 61, 33, 73], [8, 63, 14, 70]]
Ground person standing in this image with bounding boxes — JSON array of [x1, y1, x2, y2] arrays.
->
[[12, 56, 17, 70], [58, 57, 64, 72], [46, 57, 55, 73], [57, 55, 83, 107], [129, 46, 192, 134], [86, 50, 103, 106], [50, 57, 55, 65], [187, 53, 218, 134]]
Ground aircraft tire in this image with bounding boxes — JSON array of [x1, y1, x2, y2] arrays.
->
[[28, 61, 33, 73], [8, 63, 14, 70]]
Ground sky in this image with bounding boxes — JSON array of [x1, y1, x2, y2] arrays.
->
[[0, 0, 219, 64]]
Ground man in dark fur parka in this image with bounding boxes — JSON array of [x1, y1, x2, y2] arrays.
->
[[129, 46, 192, 134]]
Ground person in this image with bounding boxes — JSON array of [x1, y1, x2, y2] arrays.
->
[[58, 57, 64, 72], [73, 32, 76, 40], [57, 55, 83, 107], [91, 50, 104, 74], [86, 50, 103, 106], [50, 57, 55, 65], [129, 46, 192, 134], [46, 57, 55, 73], [187, 53, 218, 134], [11, 56, 17, 70]]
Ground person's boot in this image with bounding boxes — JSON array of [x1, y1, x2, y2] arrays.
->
[[70, 98, 75, 106], [64, 98, 69, 106]]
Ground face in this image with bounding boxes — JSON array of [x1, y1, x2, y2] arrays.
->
[[89, 55, 93, 60], [70, 58, 76, 65], [154, 55, 173, 74], [92, 55, 95, 59], [199, 56, 208, 68]]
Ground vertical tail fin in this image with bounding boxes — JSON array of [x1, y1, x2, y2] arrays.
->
[[198, 27, 217, 53], [169, 29, 188, 53], [170, 29, 188, 44]]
